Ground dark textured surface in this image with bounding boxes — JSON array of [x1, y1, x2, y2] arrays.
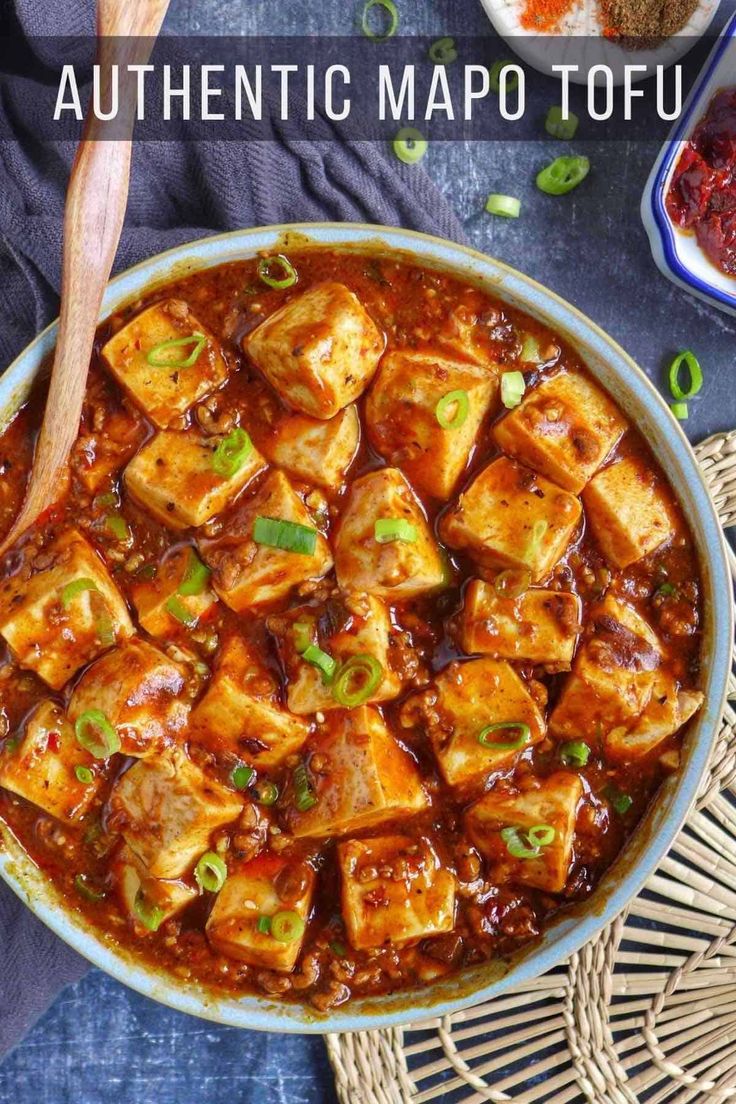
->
[[3, 0, 736, 1101]]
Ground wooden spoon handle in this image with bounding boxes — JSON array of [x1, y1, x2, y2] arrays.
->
[[0, 0, 170, 556]]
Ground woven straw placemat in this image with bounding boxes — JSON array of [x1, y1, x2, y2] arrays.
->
[[327, 429, 736, 1104]]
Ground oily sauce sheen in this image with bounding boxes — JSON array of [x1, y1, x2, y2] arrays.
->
[[0, 249, 702, 1013]]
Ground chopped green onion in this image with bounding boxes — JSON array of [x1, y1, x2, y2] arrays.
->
[[501, 370, 526, 409], [655, 582, 678, 598], [165, 596, 198, 628], [254, 780, 279, 806], [292, 620, 314, 655], [257, 255, 298, 289], [146, 332, 207, 369], [361, 0, 399, 41], [253, 516, 318, 556], [670, 401, 689, 421], [524, 519, 548, 565], [95, 491, 118, 509], [537, 155, 590, 196], [605, 784, 633, 815], [212, 427, 253, 478], [478, 721, 532, 752], [178, 550, 211, 597], [329, 939, 348, 957], [74, 873, 106, 902], [74, 765, 94, 784], [95, 607, 115, 648], [332, 654, 384, 708], [270, 909, 306, 943], [194, 851, 228, 893], [559, 740, 590, 767], [489, 60, 519, 94], [520, 334, 542, 363], [301, 643, 338, 684], [61, 577, 98, 609], [528, 824, 556, 847], [257, 914, 272, 935], [75, 710, 120, 759], [105, 514, 130, 541], [2, 737, 20, 755], [668, 350, 702, 401], [393, 127, 428, 165], [545, 105, 579, 140], [294, 763, 318, 813], [374, 518, 418, 544], [428, 36, 457, 64], [231, 763, 255, 790], [485, 194, 521, 219], [500, 827, 540, 860], [494, 568, 531, 598], [435, 389, 469, 430], [134, 890, 165, 931]]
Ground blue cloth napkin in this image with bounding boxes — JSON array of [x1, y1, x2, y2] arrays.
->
[[0, 0, 464, 1056]]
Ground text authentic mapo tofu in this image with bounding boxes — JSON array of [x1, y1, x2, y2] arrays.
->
[[0, 248, 703, 1012]]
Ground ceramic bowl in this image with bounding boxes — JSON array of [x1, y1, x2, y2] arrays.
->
[[0, 223, 731, 1033]]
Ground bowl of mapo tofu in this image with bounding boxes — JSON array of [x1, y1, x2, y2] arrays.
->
[[0, 224, 730, 1032]]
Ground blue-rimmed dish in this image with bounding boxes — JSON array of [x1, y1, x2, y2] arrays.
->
[[642, 12, 736, 315]]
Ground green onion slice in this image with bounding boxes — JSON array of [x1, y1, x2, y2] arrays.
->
[[294, 763, 318, 812], [212, 427, 253, 478], [670, 401, 689, 420], [329, 939, 348, 957], [478, 721, 532, 752], [292, 620, 314, 655], [520, 334, 542, 363], [393, 128, 428, 165], [74, 873, 106, 902], [435, 388, 469, 430], [165, 596, 198, 629], [257, 914, 272, 935], [500, 826, 540, 859], [501, 370, 526, 409], [134, 890, 165, 932], [494, 568, 531, 599], [106, 514, 130, 541], [485, 194, 521, 219], [489, 60, 519, 94], [528, 824, 556, 847], [655, 582, 678, 598], [61, 577, 98, 608], [301, 643, 338, 684], [537, 155, 590, 196], [74, 765, 94, 784], [545, 105, 579, 140], [605, 784, 633, 815], [559, 740, 590, 767], [75, 710, 121, 759], [257, 255, 298, 289], [361, 0, 399, 41], [146, 332, 207, 369], [428, 36, 458, 64], [253, 516, 318, 556], [194, 851, 228, 893], [668, 350, 702, 401], [178, 550, 211, 597], [270, 909, 306, 943], [254, 780, 279, 806], [374, 518, 418, 544], [332, 654, 384, 708], [231, 763, 255, 790]]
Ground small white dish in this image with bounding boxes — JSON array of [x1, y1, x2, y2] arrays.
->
[[642, 11, 736, 316], [479, 0, 722, 85]]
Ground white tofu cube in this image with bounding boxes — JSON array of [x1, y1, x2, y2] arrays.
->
[[493, 370, 627, 493], [131, 547, 218, 638], [67, 638, 190, 759], [101, 299, 228, 429], [111, 748, 243, 878], [550, 595, 662, 741], [243, 282, 384, 419], [440, 457, 582, 583], [124, 428, 266, 530], [267, 593, 403, 715], [113, 843, 196, 931], [605, 674, 703, 762], [334, 468, 445, 600], [288, 706, 427, 839], [0, 700, 103, 823], [73, 402, 146, 494], [338, 835, 456, 951], [0, 529, 133, 690], [401, 658, 545, 790], [199, 470, 333, 612], [459, 579, 581, 669], [365, 349, 497, 499], [582, 454, 678, 568], [260, 405, 360, 490], [190, 636, 309, 768], [465, 772, 583, 893], [206, 853, 315, 971]]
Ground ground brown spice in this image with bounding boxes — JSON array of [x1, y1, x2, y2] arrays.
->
[[600, 0, 699, 40]]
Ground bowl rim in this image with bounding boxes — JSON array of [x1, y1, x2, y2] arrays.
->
[[0, 220, 731, 1034], [642, 11, 736, 314]]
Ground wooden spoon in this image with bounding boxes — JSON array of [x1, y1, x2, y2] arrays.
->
[[0, 0, 171, 557]]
